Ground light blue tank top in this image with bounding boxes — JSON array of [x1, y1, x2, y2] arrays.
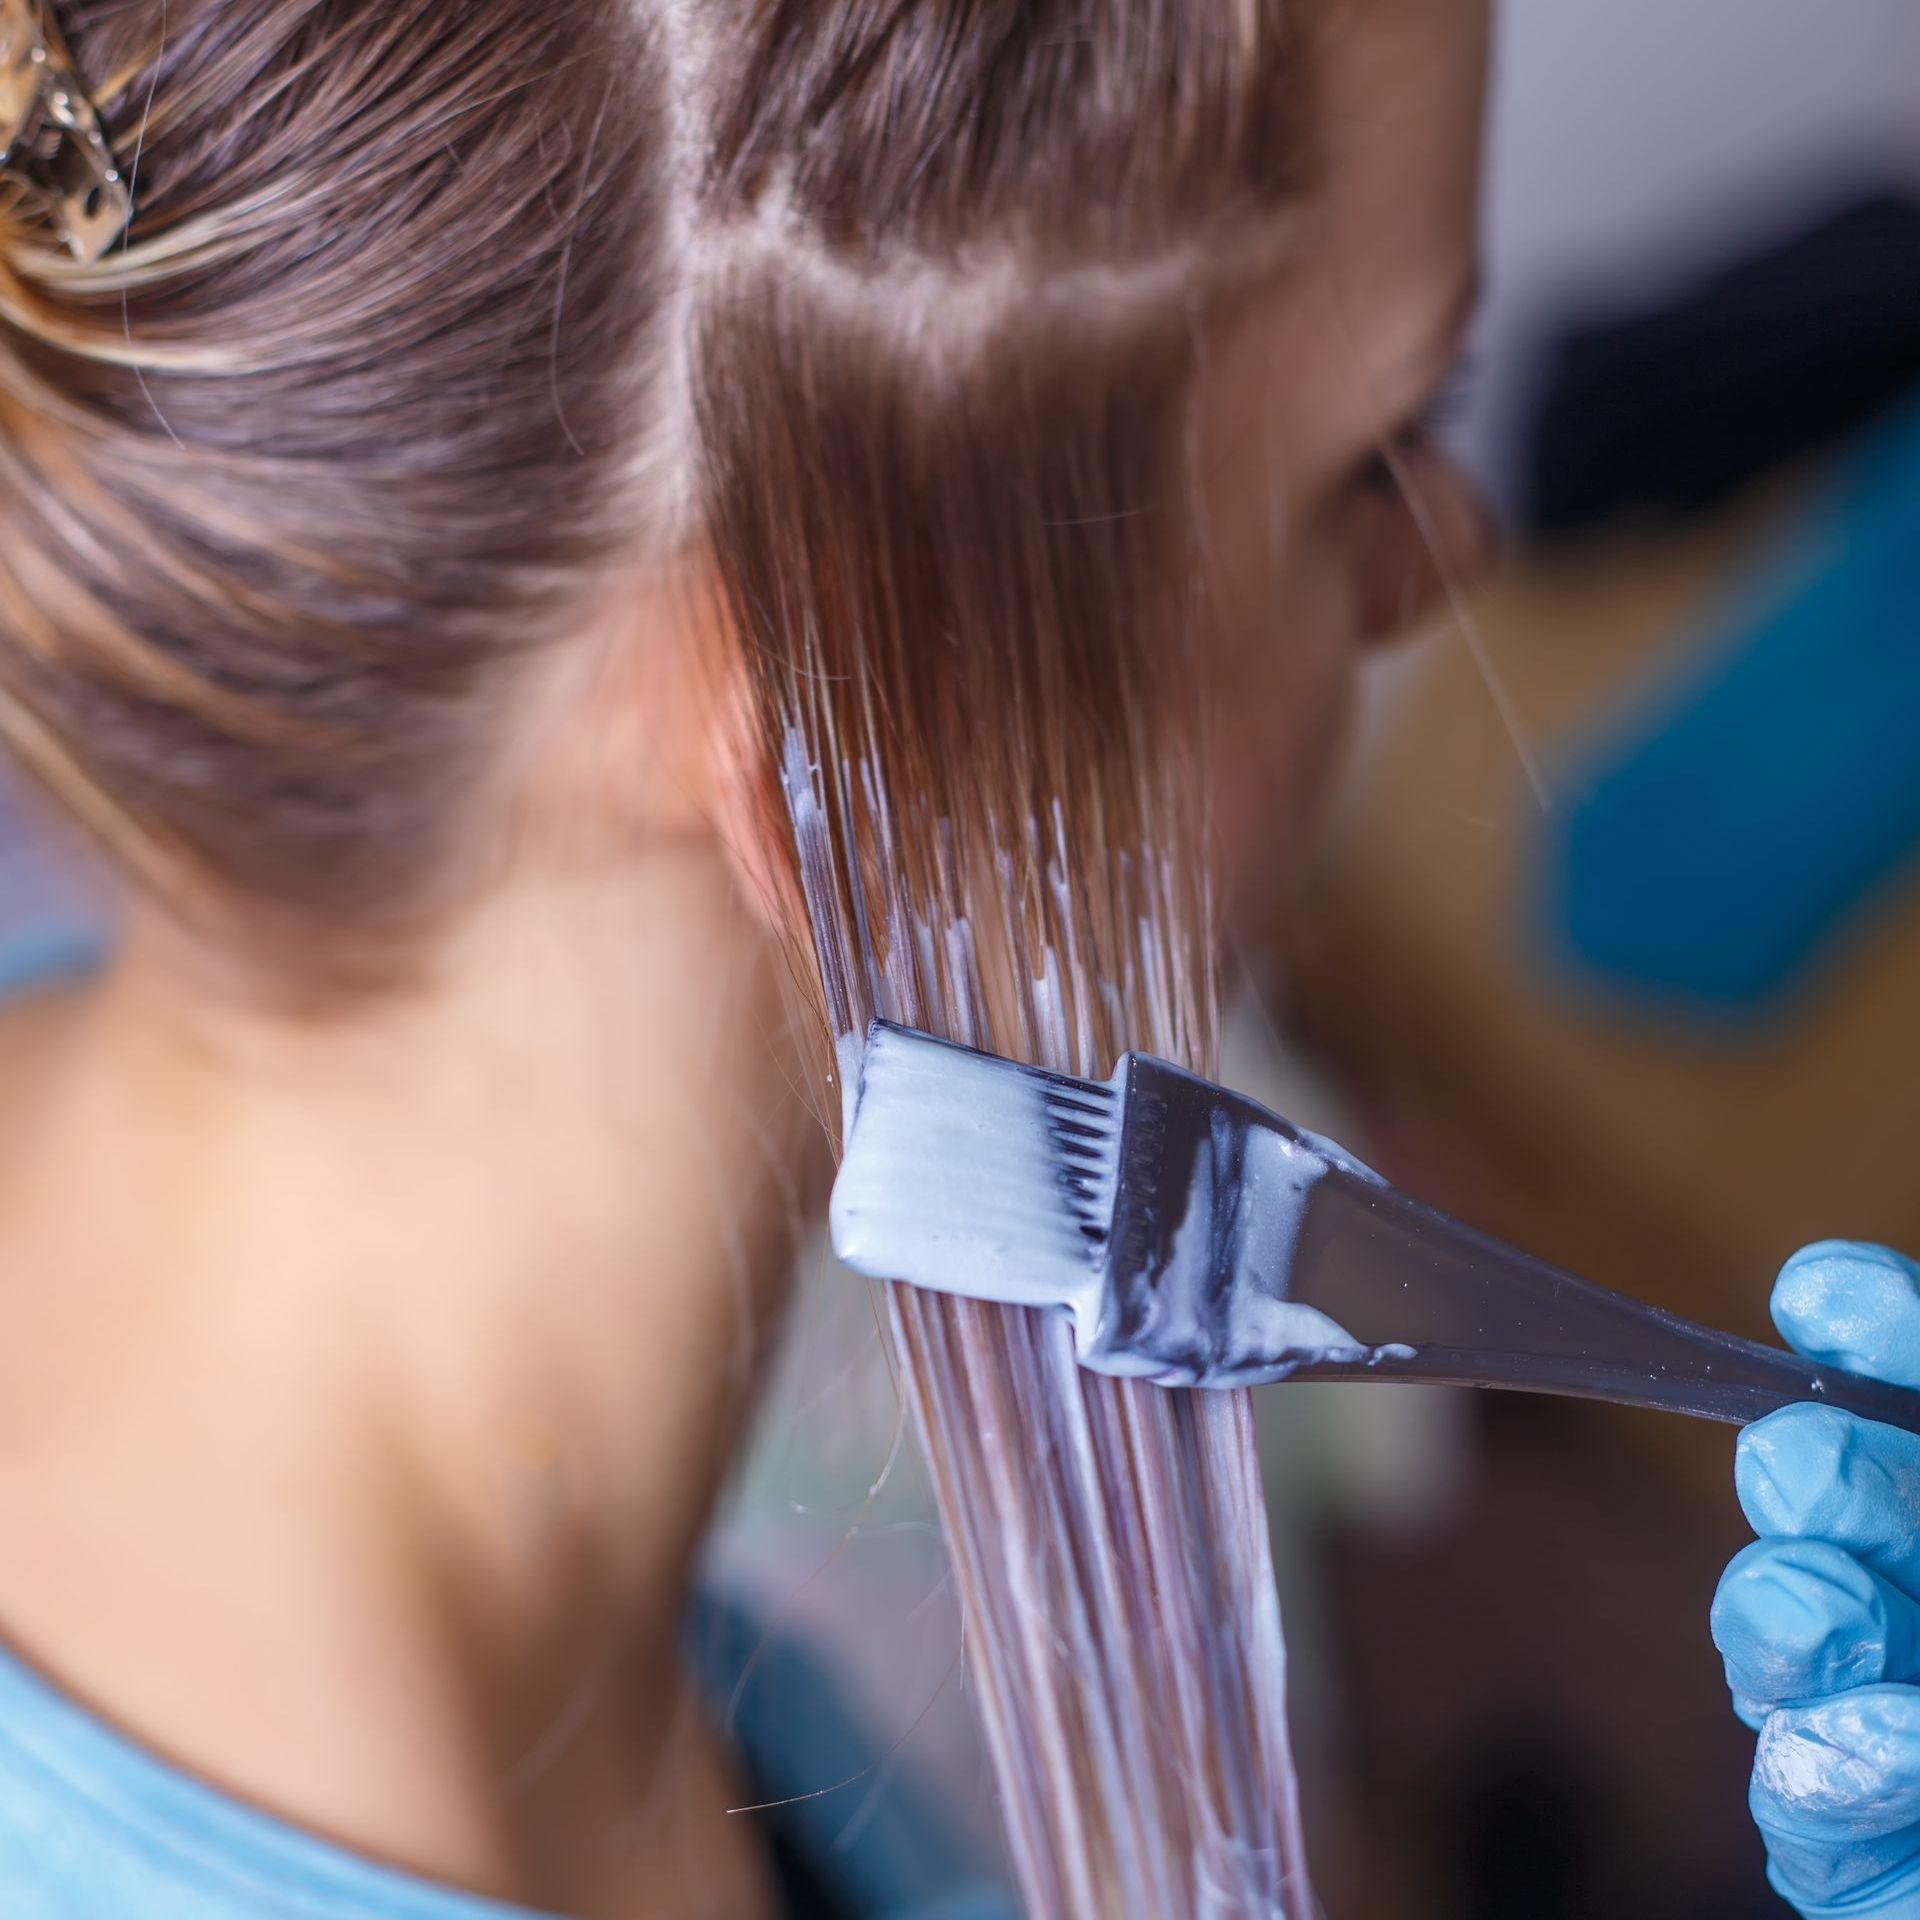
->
[[0, 1599, 1012, 1920], [0, 1634, 552, 1920]]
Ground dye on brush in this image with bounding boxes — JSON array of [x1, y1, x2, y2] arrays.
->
[[778, 725, 1321, 1920], [832, 1021, 1920, 1438]]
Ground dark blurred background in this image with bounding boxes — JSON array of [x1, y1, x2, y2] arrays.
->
[[1261, 4, 1920, 1914]]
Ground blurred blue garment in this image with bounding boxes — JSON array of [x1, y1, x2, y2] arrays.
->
[[0, 1635, 555, 1920], [1550, 390, 1920, 1013], [0, 766, 108, 997], [0, 916, 104, 998], [1713, 1242, 1920, 1916]]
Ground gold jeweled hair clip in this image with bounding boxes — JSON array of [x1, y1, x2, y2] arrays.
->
[[0, 0, 131, 263]]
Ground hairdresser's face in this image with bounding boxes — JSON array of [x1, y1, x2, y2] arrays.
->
[[1200, 0, 1492, 917]]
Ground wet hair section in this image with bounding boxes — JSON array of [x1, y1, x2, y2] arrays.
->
[[694, 8, 1318, 1910]]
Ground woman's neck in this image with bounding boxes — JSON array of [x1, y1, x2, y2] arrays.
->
[[0, 843, 822, 1915]]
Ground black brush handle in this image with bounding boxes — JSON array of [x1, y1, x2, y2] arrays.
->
[[1276, 1167, 1920, 1435], [1076, 1048, 1916, 1433]]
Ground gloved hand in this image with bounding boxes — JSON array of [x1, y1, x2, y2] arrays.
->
[[1713, 1241, 1920, 1917]]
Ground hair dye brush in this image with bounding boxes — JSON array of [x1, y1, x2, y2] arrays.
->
[[830, 1021, 1920, 1435]]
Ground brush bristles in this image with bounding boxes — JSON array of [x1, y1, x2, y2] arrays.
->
[[831, 1025, 1118, 1317]]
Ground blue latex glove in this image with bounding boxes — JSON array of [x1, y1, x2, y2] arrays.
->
[[1713, 1242, 1920, 1916]]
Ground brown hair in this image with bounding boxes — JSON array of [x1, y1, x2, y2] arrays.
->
[[3, 4, 1320, 1911], [0, 0, 666, 969]]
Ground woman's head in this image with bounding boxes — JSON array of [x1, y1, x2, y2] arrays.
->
[[0, 4, 1491, 1913], [0, 0, 1485, 989]]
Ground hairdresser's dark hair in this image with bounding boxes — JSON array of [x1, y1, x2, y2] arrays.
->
[[1, 4, 1321, 1911]]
